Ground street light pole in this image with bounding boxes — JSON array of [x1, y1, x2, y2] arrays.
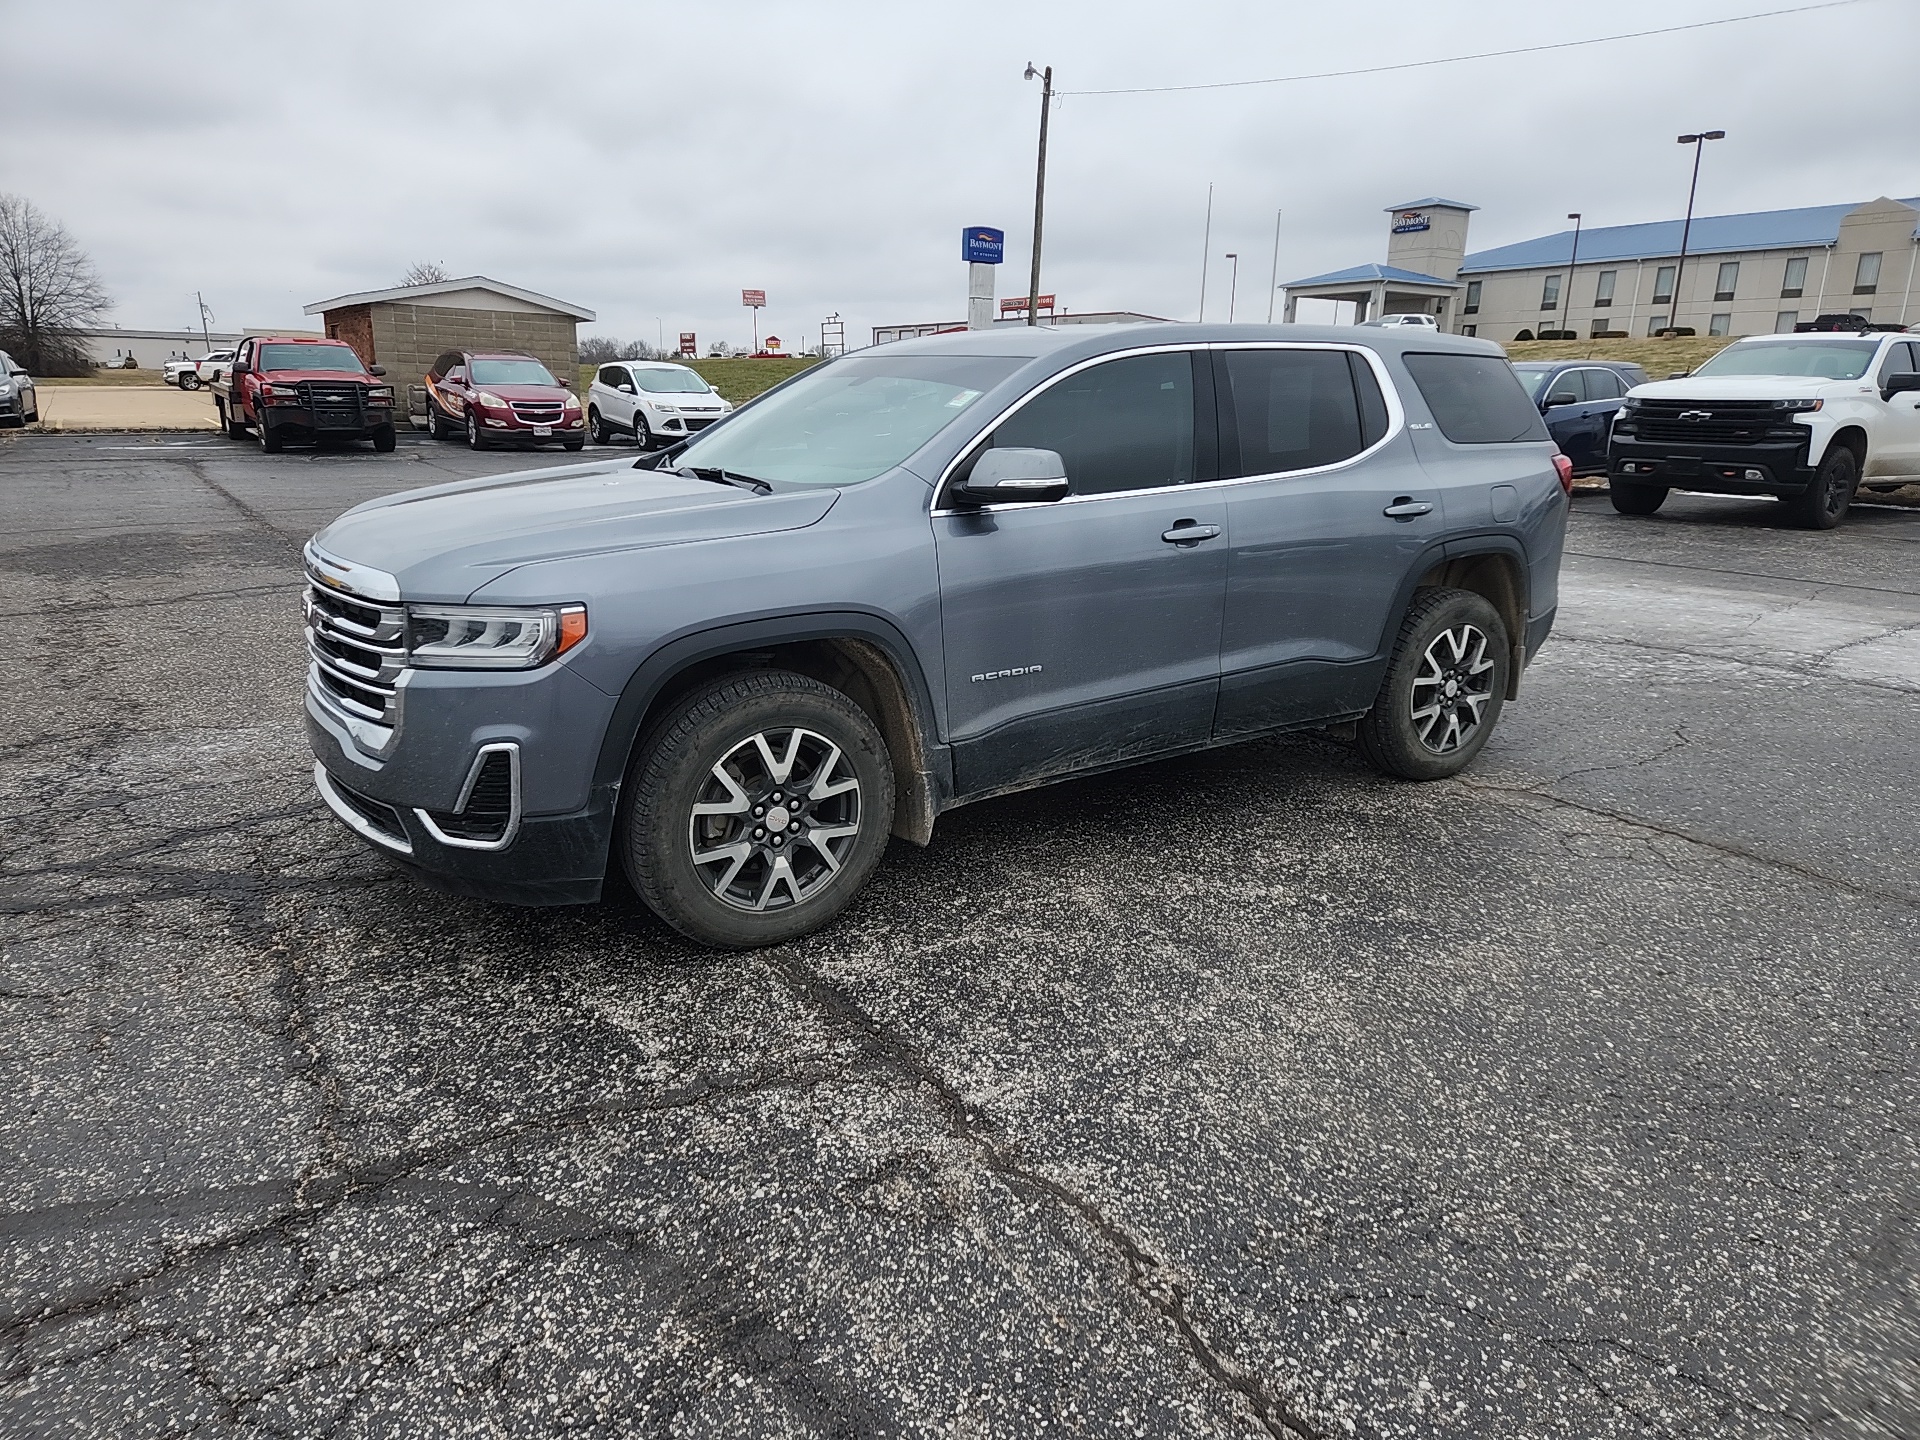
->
[[1225, 253, 1239, 322], [1024, 63, 1053, 327], [1563, 212, 1582, 338], [1197, 183, 1213, 321], [1266, 208, 1283, 323], [1670, 130, 1725, 333]]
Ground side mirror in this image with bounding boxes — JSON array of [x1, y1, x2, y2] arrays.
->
[[231, 363, 249, 376], [8, 368, 26, 379], [369, 364, 386, 377], [618, 383, 636, 394], [1880, 372, 1920, 400], [1667, 370, 1690, 380], [951, 447, 1071, 506], [1544, 391, 1578, 409]]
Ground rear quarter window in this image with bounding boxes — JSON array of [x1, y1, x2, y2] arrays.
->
[[1402, 353, 1550, 444]]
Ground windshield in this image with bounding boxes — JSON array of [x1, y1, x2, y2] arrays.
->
[[1693, 339, 1879, 380], [631, 366, 712, 394], [671, 355, 1022, 486], [261, 344, 366, 374], [469, 358, 558, 386], [1512, 365, 1553, 399]]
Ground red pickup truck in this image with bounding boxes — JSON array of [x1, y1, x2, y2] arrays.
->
[[212, 336, 397, 453]]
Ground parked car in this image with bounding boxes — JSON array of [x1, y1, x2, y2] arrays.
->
[[0, 350, 37, 427], [422, 350, 585, 451], [302, 324, 1571, 947], [196, 348, 239, 388], [1363, 314, 1438, 329], [586, 361, 732, 448], [1607, 332, 1920, 528], [1511, 360, 1649, 475], [167, 349, 233, 390], [211, 336, 396, 453]]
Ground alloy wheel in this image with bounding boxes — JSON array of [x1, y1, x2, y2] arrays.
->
[[1410, 623, 1496, 754], [686, 727, 862, 912]]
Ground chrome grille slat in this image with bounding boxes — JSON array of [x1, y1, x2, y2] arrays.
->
[[305, 566, 405, 743]]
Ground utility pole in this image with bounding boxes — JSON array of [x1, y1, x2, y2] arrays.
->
[[1225, 253, 1239, 322], [1024, 63, 1053, 327], [1563, 213, 1583, 337], [1670, 130, 1725, 333], [1197, 183, 1214, 321], [196, 292, 214, 352], [1266, 208, 1283, 323]]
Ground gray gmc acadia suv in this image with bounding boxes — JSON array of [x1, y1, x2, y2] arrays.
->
[[304, 324, 1569, 948]]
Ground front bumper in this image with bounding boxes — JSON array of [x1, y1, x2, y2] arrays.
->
[[262, 405, 394, 439], [1607, 435, 1814, 495], [473, 407, 586, 441], [650, 411, 726, 436]]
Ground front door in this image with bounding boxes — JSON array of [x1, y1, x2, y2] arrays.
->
[[1873, 341, 1920, 479], [934, 348, 1229, 795], [1212, 345, 1441, 735]]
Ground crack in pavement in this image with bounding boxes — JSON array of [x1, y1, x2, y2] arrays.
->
[[763, 949, 1326, 1440]]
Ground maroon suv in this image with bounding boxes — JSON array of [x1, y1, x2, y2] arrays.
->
[[423, 350, 585, 451]]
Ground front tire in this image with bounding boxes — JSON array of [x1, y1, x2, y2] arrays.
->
[[633, 414, 654, 450], [622, 670, 895, 949], [466, 412, 488, 450], [1786, 444, 1857, 530], [180, 372, 201, 391], [257, 410, 283, 453], [1609, 482, 1668, 515], [372, 423, 396, 453], [1359, 588, 1511, 781]]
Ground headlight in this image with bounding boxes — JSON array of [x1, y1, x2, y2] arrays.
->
[[405, 603, 587, 669], [473, 391, 506, 409], [563, 391, 581, 408], [1773, 398, 1823, 412], [0, 382, 11, 396], [652, 403, 679, 414], [365, 385, 394, 401]]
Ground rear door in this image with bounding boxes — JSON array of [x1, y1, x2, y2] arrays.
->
[[1874, 341, 1920, 478], [934, 348, 1229, 794], [1212, 344, 1438, 736]]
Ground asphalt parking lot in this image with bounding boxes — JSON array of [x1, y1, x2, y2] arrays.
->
[[3, 429, 1918, 1439]]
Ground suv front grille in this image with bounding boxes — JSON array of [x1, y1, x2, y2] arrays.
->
[[1623, 400, 1802, 446], [305, 570, 405, 742], [299, 381, 367, 428], [508, 398, 565, 424]]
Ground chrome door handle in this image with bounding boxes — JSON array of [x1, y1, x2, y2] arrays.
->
[[1162, 522, 1222, 544], [1383, 499, 1433, 518]]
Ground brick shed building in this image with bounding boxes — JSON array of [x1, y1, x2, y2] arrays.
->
[[303, 276, 595, 391]]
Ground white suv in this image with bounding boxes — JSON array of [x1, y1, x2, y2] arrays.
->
[[587, 362, 731, 448]]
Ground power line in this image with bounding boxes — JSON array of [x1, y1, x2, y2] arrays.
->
[[1057, 0, 1874, 96]]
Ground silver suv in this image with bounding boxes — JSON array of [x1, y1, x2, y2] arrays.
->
[[0, 351, 37, 426], [305, 325, 1570, 947]]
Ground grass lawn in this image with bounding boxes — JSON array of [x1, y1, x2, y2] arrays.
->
[[577, 356, 818, 406], [1504, 336, 1740, 375], [36, 368, 174, 387]]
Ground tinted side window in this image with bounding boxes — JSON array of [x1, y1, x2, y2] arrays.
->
[[1349, 352, 1390, 448], [1220, 348, 1364, 476], [1879, 342, 1918, 381], [1543, 370, 1584, 404], [1585, 368, 1625, 401], [1402, 353, 1551, 444], [994, 351, 1195, 495]]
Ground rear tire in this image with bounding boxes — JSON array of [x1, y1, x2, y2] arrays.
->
[[622, 670, 895, 949], [1786, 444, 1857, 530], [1609, 482, 1668, 515], [1359, 588, 1511, 781], [427, 401, 452, 440], [588, 406, 612, 445]]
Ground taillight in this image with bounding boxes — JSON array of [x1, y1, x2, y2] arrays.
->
[[1551, 453, 1574, 495]]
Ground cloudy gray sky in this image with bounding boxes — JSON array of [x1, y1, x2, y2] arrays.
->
[[5, 0, 1917, 351]]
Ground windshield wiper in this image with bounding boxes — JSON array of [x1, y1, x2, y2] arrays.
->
[[677, 465, 772, 495]]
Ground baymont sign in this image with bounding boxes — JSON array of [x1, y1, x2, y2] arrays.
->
[[1391, 211, 1431, 234]]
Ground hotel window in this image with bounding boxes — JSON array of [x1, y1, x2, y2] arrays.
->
[[1714, 262, 1739, 302], [1540, 274, 1562, 310], [1460, 324, 1476, 337], [1780, 256, 1807, 298], [1593, 270, 1616, 307], [1463, 280, 1482, 315], [1709, 313, 1731, 337], [1589, 318, 1610, 337], [1651, 265, 1676, 305], [1854, 252, 1882, 295], [1775, 311, 1798, 332], [1647, 316, 1667, 336]]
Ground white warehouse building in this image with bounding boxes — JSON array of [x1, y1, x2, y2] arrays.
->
[[1283, 195, 1920, 341]]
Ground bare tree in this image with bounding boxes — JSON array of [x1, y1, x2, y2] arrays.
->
[[578, 334, 624, 366], [401, 261, 450, 287], [0, 194, 110, 376]]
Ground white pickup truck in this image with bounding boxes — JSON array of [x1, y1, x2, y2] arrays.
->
[[1607, 330, 1920, 529], [164, 349, 236, 390]]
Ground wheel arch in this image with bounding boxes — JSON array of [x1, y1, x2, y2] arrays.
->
[[594, 613, 947, 846], [1825, 424, 1868, 468], [1407, 541, 1530, 701]]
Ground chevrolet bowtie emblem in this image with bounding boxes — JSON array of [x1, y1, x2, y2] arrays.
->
[[1679, 409, 1712, 421]]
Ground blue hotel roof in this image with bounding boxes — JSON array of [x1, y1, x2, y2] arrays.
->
[[1284, 262, 1460, 288], [1459, 198, 1920, 274]]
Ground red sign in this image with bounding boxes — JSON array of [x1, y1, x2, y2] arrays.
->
[[678, 332, 697, 357], [741, 289, 766, 307], [999, 294, 1056, 313], [763, 336, 782, 351]]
